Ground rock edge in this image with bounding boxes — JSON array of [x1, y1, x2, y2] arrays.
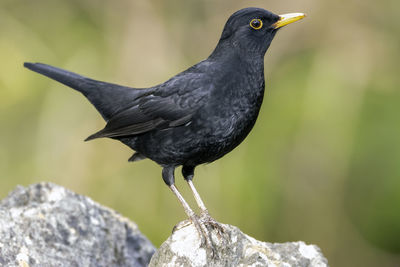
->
[[0, 182, 155, 267], [149, 220, 329, 267]]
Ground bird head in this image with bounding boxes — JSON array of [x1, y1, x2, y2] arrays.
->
[[212, 8, 305, 58]]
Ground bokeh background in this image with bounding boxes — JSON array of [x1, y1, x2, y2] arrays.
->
[[1, 0, 399, 266]]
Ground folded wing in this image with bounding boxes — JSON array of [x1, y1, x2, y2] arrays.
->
[[86, 73, 210, 140]]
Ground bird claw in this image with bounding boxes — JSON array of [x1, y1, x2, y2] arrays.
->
[[187, 214, 221, 259], [199, 211, 225, 237], [186, 211, 227, 259]]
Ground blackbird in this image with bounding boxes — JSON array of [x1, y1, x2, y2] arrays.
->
[[25, 7, 305, 245]]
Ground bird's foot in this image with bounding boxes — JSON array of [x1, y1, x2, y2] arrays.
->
[[187, 214, 220, 259], [199, 210, 225, 236], [198, 211, 227, 259], [172, 212, 223, 258]]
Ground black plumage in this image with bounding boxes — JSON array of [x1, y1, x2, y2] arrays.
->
[[24, 7, 305, 248]]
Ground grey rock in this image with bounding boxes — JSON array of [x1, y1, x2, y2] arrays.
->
[[0, 182, 328, 267], [0, 182, 155, 267], [149, 220, 329, 267]]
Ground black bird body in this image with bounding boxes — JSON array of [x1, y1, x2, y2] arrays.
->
[[24, 7, 305, 236], [25, 48, 266, 169], [121, 56, 265, 167], [25, 8, 280, 171]]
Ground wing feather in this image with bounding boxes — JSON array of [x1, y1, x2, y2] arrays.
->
[[86, 72, 210, 140]]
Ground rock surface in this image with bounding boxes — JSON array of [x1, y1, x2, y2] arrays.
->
[[0, 182, 155, 267], [149, 220, 329, 267], [0, 182, 329, 267]]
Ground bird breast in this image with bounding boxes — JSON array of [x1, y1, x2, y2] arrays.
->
[[189, 74, 265, 161]]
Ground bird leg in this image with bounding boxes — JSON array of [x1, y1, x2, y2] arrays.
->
[[163, 167, 212, 250], [186, 180, 224, 233], [182, 166, 208, 214], [187, 180, 208, 214], [168, 184, 213, 250], [182, 166, 225, 244], [169, 184, 196, 219], [182, 166, 216, 218]]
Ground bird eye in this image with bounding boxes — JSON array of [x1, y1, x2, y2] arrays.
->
[[250, 19, 263, 30]]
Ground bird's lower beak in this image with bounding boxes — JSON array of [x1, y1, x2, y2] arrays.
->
[[273, 13, 306, 29]]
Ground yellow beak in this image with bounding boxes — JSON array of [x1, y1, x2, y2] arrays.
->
[[273, 13, 306, 29]]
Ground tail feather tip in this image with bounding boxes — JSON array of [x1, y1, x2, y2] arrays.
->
[[84, 133, 99, 142], [24, 62, 34, 69]]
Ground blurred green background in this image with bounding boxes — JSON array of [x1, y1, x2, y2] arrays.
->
[[1, 0, 399, 266]]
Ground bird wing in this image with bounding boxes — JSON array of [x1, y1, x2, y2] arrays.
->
[[85, 72, 210, 140]]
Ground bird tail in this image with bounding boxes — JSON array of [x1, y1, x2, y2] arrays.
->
[[24, 62, 147, 121]]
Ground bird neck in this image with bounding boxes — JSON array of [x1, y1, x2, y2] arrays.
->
[[207, 42, 266, 105], [209, 39, 265, 71]]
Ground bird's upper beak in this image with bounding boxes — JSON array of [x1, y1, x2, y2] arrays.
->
[[273, 13, 306, 29]]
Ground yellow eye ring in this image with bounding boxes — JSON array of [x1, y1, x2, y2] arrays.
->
[[250, 19, 263, 30]]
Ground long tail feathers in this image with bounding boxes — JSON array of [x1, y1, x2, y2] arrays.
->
[[24, 62, 147, 121], [24, 62, 89, 92]]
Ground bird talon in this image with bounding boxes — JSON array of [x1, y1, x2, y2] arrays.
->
[[199, 212, 224, 233], [188, 215, 221, 258]]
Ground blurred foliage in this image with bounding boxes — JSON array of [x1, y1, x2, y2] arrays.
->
[[1, 0, 400, 266]]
